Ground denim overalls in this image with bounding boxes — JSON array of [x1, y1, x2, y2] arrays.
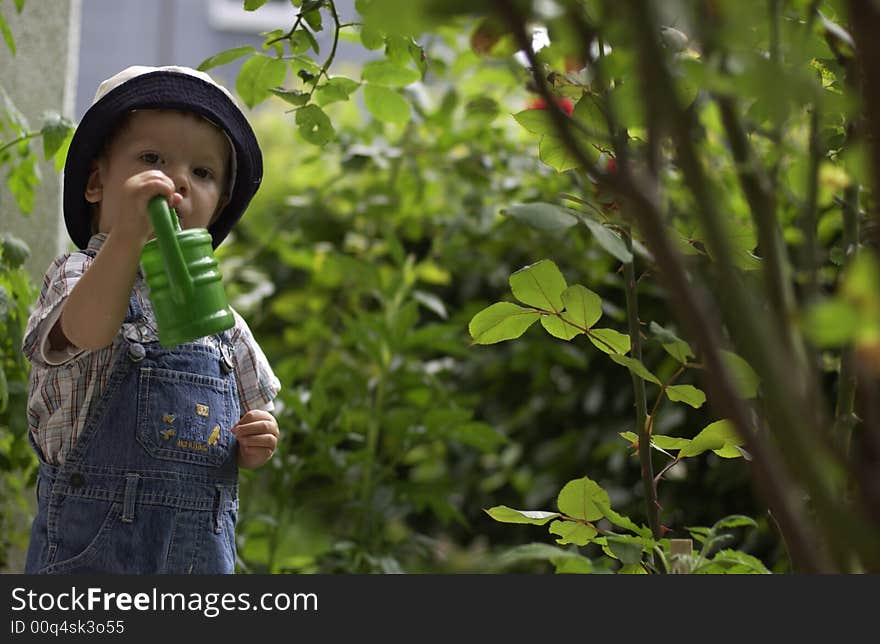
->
[[25, 286, 240, 574]]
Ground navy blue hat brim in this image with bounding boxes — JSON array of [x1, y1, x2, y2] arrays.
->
[[63, 71, 262, 249]]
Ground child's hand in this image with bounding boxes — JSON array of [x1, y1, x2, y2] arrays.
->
[[115, 170, 182, 243], [232, 409, 280, 469]]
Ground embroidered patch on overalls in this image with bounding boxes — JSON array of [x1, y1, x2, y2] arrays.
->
[[195, 404, 210, 417], [161, 428, 176, 441], [176, 439, 208, 452], [162, 413, 176, 424], [208, 425, 221, 447]]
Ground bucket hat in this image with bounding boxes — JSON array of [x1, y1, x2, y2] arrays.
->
[[63, 65, 262, 249]]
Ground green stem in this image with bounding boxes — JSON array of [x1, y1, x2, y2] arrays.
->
[[493, 0, 831, 573], [0, 130, 39, 156], [833, 184, 860, 457], [716, 97, 798, 361], [622, 228, 660, 539], [802, 105, 822, 303], [358, 374, 386, 549], [628, 0, 876, 571]]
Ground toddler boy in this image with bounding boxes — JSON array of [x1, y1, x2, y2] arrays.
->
[[22, 65, 281, 574]]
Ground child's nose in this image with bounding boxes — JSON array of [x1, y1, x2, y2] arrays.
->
[[168, 166, 188, 195]]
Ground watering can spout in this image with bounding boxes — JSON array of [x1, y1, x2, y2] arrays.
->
[[147, 196, 193, 303]]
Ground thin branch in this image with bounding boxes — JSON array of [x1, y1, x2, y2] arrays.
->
[[492, 0, 831, 572], [622, 228, 660, 538], [0, 130, 39, 156], [627, 0, 877, 571]]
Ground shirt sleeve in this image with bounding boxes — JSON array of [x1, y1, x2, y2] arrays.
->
[[229, 307, 281, 414], [22, 253, 89, 367]]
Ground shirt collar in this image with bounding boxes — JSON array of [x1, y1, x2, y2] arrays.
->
[[86, 232, 108, 252]]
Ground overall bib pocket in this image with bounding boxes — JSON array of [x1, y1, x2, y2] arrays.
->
[[137, 367, 234, 467]]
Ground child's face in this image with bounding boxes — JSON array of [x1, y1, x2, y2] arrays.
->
[[87, 109, 231, 234]]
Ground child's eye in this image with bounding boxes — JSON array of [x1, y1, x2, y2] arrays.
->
[[139, 152, 161, 165], [193, 167, 214, 180]]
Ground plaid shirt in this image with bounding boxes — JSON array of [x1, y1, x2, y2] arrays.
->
[[23, 233, 281, 466]]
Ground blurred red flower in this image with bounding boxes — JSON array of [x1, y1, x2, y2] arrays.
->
[[525, 96, 575, 116]]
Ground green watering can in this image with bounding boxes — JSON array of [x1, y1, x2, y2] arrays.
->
[[140, 196, 234, 347]]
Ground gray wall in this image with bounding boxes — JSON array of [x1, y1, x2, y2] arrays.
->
[[0, 0, 81, 280], [76, 0, 361, 119]]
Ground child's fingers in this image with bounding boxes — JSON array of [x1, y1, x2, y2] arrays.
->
[[237, 409, 275, 424], [237, 433, 277, 450], [232, 419, 278, 438]]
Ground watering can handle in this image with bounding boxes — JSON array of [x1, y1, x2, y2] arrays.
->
[[147, 196, 193, 303]]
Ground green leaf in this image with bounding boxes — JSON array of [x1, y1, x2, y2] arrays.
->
[[268, 87, 310, 106], [244, 0, 269, 10], [652, 435, 692, 451], [596, 501, 653, 539], [588, 328, 630, 355], [557, 476, 608, 521], [497, 543, 588, 567], [663, 341, 694, 364], [649, 320, 685, 345], [711, 514, 758, 532], [363, 84, 410, 123], [539, 135, 581, 173], [572, 93, 607, 136], [449, 421, 507, 452], [40, 112, 74, 161], [501, 202, 577, 233], [303, 8, 323, 33], [665, 384, 706, 409], [299, 25, 321, 55], [554, 557, 594, 574], [618, 563, 649, 574], [485, 506, 559, 525], [412, 289, 447, 319], [360, 59, 420, 86], [650, 321, 695, 363], [51, 129, 74, 172], [360, 25, 384, 50], [803, 297, 861, 347], [619, 431, 638, 444], [8, 156, 39, 214], [236, 55, 288, 108], [541, 313, 582, 341], [608, 354, 661, 385], [576, 214, 633, 264], [197, 46, 256, 71], [549, 519, 598, 546], [679, 420, 743, 458], [512, 109, 554, 135], [509, 259, 567, 312], [1, 234, 30, 268], [720, 350, 760, 399], [562, 284, 603, 329], [713, 444, 744, 458], [0, 11, 14, 55], [703, 549, 771, 574], [295, 104, 335, 145], [468, 302, 540, 344], [605, 535, 644, 565], [314, 76, 361, 106]]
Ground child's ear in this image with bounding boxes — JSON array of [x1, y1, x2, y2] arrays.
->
[[84, 163, 103, 203]]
